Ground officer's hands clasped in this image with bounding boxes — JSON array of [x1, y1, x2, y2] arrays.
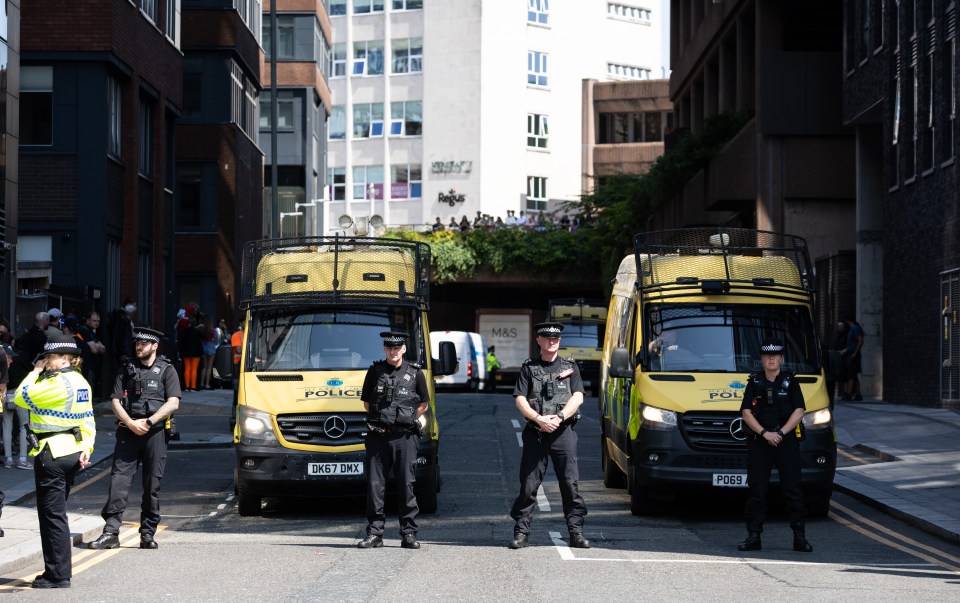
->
[[762, 429, 783, 447], [534, 413, 561, 433]]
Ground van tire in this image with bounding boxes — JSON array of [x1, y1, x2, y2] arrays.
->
[[417, 463, 440, 514], [806, 490, 833, 517], [601, 436, 626, 489], [627, 466, 660, 515], [237, 482, 262, 517]]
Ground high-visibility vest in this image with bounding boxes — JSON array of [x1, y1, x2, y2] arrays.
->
[[231, 330, 243, 363], [15, 368, 96, 458]]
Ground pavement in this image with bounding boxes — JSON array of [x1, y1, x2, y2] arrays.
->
[[1, 392, 959, 578]]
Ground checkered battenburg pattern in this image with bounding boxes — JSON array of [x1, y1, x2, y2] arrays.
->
[[761, 344, 784, 353], [43, 341, 79, 354], [538, 327, 562, 336], [135, 333, 160, 342]]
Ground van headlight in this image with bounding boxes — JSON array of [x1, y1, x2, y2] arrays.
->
[[802, 408, 832, 430], [239, 406, 279, 447], [641, 404, 678, 431]]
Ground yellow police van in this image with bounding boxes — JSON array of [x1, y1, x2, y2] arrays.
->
[[600, 228, 836, 515], [233, 236, 456, 515], [549, 298, 606, 396]]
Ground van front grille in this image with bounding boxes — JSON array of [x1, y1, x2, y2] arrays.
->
[[276, 412, 367, 446], [680, 412, 748, 452]]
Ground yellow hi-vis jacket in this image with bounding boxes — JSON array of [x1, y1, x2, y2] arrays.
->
[[15, 368, 96, 458]]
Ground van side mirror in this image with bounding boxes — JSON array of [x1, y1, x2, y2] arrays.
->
[[434, 341, 459, 376], [608, 347, 633, 379]]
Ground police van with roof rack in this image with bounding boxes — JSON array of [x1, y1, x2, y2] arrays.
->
[[599, 228, 836, 515], [548, 298, 606, 396], [233, 236, 457, 515]]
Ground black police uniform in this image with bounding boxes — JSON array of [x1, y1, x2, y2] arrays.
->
[[739, 369, 806, 537], [99, 346, 180, 541], [359, 351, 429, 542], [510, 355, 588, 540]]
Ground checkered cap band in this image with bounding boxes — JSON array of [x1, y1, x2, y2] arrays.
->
[[538, 326, 562, 336], [135, 332, 160, 343], [383, 336, 405, 345], [43, 341, 79, 354], [760, 343, 784, 353]]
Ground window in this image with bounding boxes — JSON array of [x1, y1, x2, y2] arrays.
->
[[353, 40, 385, 76], [327, 167, 346, 201], [607, 3, 652, 24], [106, 239, 121, 311], [139, 98, 153, 177], [138, 250, 152, 325], [353, 103, 384, 138], [527, 176, 547, 210], [393, 0, 422, 9], [528, 0, 549, 25], [944, 7, 956, 161], [21, 66, 53, 146], [328, 105, 346, 140], [331, 43, 346, 77], [166, 0, 177, 43], [230, 61, 258, 137], [607, 63, 652, 80], [141, 0, 158, 23], [527, 51, 548, 86], [107, 76, 122, 158], [392, 37, 423, 73], [390, 101, 422, 136], [354, 0, 384, 14], [176, 163, 218, 231], [353, 165, 384, 199], [597, 111, 667, 143], [527, 113, 548, 148], [329, 0, 347, 16], [391, 164, 422, 199], [263, 15, 296, 60], [259, 92, 296, 130]]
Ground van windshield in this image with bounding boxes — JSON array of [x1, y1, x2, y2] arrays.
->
[[248, 307, 422, 371], [645, 304, 820, 374], [558, 322, 604, 348]]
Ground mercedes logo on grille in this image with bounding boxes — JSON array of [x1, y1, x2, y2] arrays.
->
[[729, 418, 747, 441], [323, 415, 347, 439]]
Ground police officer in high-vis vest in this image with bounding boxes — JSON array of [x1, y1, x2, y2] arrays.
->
[[356, 331, 429, 550], [737, 338, 813, 553], [15, 333, 96, 589], [87, 327, 180, 551], [509, 322, 590, 550]]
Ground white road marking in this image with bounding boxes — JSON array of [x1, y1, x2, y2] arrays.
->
[[536, 485, 551, 511], [226, 494, 235, 502], [209, 511, 217, 516], [516, 432, 523, 447], [217, 503, 227, 510], [549, 531, 575, 560], [511, 419, 521, 429]]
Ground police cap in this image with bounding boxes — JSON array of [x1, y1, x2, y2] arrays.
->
[[759, 338, 785, 355], [380, 331, 409, 348], [535, 322, 564, 338], [40, 333, 81, 357], [133, 327, 165, 343]]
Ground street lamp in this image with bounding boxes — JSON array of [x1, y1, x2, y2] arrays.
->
[[295, 201, 317, 236], [279, 211, 303, 238]]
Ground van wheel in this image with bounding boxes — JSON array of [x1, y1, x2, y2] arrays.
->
[[601, 436, 626, 489], [627, 466, 660, 516], [417, 466, 439, 514], [237, 482, 262, 517], [807, 490, 833, 517]]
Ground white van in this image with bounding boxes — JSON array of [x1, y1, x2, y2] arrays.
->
[[430, 331, 487, 390]]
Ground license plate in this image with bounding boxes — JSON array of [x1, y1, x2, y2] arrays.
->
[[712, 473, 747, 488], [307, 462, 363, 476]]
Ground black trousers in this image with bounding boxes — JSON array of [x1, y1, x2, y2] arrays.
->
[[35, 448, 82, 582], [365, 430, 419, 536], [101, 426, 168, 535], [744, 434, 805, 532], [510, 424, 587, 535]]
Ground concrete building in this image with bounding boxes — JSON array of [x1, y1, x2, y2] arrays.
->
[[324, 0, 668, 233], [843, 0, 960, 407], [18, 0, 182, 329], [259, 0, 333, 240], [581, 78, 672, 192], [1, 1, 19, 328], [175, 0, 265, 326]]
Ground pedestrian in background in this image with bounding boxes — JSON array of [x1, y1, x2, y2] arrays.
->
[[87, 327, 180, 551], [199, 315, 217, 390], [356, 331, 429, 550], [1, 332, 28, 470], [485, 345, 500, 392], [840, 317, 864, 401], [180, 316, 203, 392], [737, 338, 812, 553], [509, 322, 590, 550], [15, 333, 96, 588], [78, 312, 106, 400]]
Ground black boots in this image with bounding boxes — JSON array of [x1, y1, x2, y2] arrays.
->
[[508, 532, 529, 549], [86, 533, 120, 550], [400, 534, 421, 550], [791, 521, 813, 552], [356, 534, 383, 549], [140, 533, 159, 549], [569, 533, 591, 549], [738, 531, 762, 551]]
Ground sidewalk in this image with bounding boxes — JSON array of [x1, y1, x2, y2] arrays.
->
[[0, 388, 234, 576]]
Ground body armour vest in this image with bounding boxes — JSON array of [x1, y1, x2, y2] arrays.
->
[[526, 358, 576, 416], [126, 356, 172, 419], [369, 361, 421, 426], [748, 370, 796, 429]]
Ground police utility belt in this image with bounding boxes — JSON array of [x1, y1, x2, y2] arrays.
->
[[28, 427, 83, 450]]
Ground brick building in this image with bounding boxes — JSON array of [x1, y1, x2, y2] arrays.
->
[[175, 0, 265, 327], [843, 1, 960, 406], [18, 0, 182, 329]]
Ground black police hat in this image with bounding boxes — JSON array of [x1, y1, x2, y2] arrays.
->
[[760, 338, 785, 355], [535, 322, 564, 337], [39, 333, 81, 357], [133, 327, 165, 343], [380, 331, 409, 348]]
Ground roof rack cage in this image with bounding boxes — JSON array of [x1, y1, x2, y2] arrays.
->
[[632, 228, 814, 296], [239, 236, 432, 310]]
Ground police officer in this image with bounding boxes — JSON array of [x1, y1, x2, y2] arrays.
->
[[87, 327, 181, 551], [356, 331, 430, 550], [14, 333, 96, 588], [509, 322, 589, 550], [738, 338, 812, 553]]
